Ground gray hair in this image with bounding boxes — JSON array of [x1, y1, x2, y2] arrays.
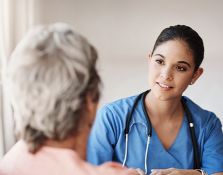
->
[[6, 23, 100, 152]]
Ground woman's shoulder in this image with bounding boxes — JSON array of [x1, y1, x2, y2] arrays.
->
[[95, 93, 141, 126], [182, 96, 222, 129], [99, 93, 139, 114]]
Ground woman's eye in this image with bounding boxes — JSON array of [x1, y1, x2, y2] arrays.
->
[[155, 59, 164, 65], [176, 65, 187, 72]]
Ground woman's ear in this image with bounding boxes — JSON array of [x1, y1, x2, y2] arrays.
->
[[190, 67, 204, 85], [147, 52, 152, 62], [86, 94, 98, 114], [87, 94, 99, 121]]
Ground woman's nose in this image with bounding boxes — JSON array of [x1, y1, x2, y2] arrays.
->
[[160, 67, 173, 81]]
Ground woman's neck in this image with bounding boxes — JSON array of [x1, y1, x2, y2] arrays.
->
[[44, 135, 76, 150], [43, 125, 89, 160], [145, 92, 183, 122]]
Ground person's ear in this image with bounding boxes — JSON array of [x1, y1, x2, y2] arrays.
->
[[190, 67, 203, 85], [147, 52, 152, 62], [86, 94, 98, 114]]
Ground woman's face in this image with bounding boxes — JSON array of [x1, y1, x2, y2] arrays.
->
[[148, 39, 203, 101]]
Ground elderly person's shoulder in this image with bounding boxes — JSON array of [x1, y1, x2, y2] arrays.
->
[[0, 140, 141, 175], [0, 140, 86, 175]]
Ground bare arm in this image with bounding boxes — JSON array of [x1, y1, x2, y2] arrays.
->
[[150, 168, 223, 175], [150, 168, 200, 175]]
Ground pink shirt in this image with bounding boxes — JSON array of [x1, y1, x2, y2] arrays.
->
[[0, 140, 137, 175]]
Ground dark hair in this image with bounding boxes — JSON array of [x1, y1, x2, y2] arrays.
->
[[151, 25, 204, 71]]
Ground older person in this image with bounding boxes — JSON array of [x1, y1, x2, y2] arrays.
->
[[0, 23, 140, 175]]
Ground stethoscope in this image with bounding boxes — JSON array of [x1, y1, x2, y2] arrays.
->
[[122, 90, 200, 174]]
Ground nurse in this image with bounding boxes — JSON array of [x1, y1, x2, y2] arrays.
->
[[87, 25, 223, 175]]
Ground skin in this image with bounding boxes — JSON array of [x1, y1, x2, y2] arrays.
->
[[146, 39, 203, 150], [44, 94, 98, 160], [44, 95, 141, 175], [145, 40, 222, 175], [150, 168, 223, 175], [72, 94, 98, 160]]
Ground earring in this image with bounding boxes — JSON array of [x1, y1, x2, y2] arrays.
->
[[190, 81, 193, 85]]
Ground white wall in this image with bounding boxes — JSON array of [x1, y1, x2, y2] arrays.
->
[[34, 0, 223, 121]]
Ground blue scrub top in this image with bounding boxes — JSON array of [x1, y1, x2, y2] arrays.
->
[[87, 93, 223, 175]]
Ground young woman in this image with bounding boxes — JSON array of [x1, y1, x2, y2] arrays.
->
[[87, 25, 223, 175]]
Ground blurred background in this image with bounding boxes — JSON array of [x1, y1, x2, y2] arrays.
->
[[0, 0, 223, 158]]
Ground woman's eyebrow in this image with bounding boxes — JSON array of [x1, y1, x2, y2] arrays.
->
[[153, 54, 165, 58], [178, 61, 191, 68], [153, 54, 192, 68]]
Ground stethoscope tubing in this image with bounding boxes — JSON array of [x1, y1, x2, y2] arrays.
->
[[123, 90, 200, 172]]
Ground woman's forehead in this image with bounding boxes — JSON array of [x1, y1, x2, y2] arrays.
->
[[153, 40, 195, 63]]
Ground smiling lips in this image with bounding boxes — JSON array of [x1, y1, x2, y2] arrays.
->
[[157, 82, 173, 90]]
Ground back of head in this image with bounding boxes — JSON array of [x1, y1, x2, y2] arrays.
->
[[6, 23, 100, 152], [151, 25, 204, 71]]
